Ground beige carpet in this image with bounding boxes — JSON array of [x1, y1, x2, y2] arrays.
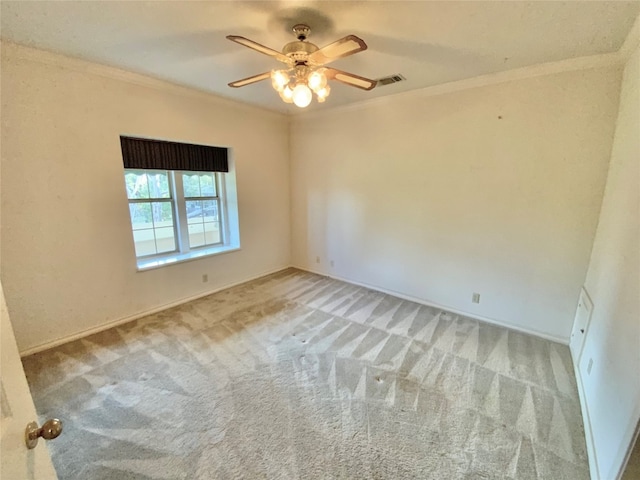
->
[[23, 268, 588, 479]]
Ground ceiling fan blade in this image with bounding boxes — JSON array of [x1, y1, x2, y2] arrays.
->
[[228, 72, 271, 88], [325, 68, 377, 91], [308, 35, 368, 66], [226, 35, 293, 65]]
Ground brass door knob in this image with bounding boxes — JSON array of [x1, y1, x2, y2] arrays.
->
[[25, 418, 63, 449]]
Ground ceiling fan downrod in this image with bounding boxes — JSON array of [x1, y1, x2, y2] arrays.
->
[[292, 24, 311, 41]]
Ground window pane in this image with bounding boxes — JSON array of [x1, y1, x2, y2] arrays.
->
[[200, 173, 216, 197], [129, 203, 152, 229], [204, 222, 221, 244], [182, 173, 200, 198], [151, 202, 173, 228], [125, 170, 150, 199], [186, 200, 203, 224], [155, 227, 176, 253], [202, 200, 218, 222], [133, 229, 157, 257], [146, 171, 170, 199], [188, 223, 205, 248]]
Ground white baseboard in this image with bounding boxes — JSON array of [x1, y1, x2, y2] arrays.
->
[[616, 414, 640, 480], [574, 360, 600, 480], [19, 265, 291, 357], [21, 262, 569, 353], [292, 265, 569, 345]]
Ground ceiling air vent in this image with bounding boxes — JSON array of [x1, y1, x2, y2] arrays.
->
[[377, 74, 406, 87]]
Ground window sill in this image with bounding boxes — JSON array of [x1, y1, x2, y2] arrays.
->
[[136, 244, 240, 271]]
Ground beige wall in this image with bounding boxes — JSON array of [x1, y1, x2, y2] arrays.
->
[[581, 44, 640, 480], [290, 66, 622, 342], [0, 43, 291, 352], [0, 41, 628, 353]]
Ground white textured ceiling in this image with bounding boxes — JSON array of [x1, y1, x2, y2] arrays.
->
[[1, 1, 639, 114]]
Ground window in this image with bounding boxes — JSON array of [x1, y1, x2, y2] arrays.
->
[[182, 172, 222, 248], [124, 169, 239, 269], [125, 170, 176, 257], [120, 136, 239, 270]]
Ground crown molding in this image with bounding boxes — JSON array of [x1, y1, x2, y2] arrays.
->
[[0, 41, 288, 121], [1, 38, 629, 122], [292, 52, 623, 120]]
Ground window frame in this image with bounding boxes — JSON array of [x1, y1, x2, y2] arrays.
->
[[177, 171, 225, 251], [125, 169, 179, 259], [124, 168, 237, 270]]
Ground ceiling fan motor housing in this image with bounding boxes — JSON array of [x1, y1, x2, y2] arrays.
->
[[283, 40, 319, 63]]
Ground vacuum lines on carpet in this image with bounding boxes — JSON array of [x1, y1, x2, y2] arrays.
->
[[23, 269, 588, 479]]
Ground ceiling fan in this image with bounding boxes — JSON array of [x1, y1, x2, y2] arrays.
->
[[226, 24, 377, 108]]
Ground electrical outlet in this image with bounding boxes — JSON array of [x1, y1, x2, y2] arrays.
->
[[587, 358, 593, 375], [330, 260, 335, 267], [316, 256, 320, 264], [472, 293, 480, 304], [202, 274, 208, 283]]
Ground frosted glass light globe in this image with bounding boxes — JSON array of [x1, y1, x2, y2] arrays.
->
[[316, 85, 331, 100], [308, 70, 327, 92], [280, 86, 294, 103], [292, 84, 312, 108], [271, 70, 289, 91]]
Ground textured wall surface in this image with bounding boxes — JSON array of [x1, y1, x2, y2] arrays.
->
[[291, 66, 621, 342], [1, 43, 291, 352]]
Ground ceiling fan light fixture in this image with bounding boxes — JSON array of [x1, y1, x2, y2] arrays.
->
[[316, 84, 331, 101], [308, 69, 327, 92], [227, 24, 376, 107], [280, 85, 294, 103], [271, 70, 289, 91], [292, 84, 312, 108]]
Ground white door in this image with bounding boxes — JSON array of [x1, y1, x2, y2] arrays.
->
[[1, 283, 58, 479]]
